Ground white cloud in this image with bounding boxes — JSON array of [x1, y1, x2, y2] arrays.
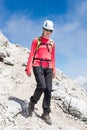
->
[[2, 15, 43, 48]]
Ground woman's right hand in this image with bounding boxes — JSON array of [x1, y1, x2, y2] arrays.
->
[[25, 68, 31, 77]]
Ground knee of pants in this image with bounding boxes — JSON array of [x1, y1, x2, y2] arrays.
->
[[37, 84, 46, 91]]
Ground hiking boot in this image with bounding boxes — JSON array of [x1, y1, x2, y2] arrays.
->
[[28, 101, 34, 116], [41, 112, 52, 125]]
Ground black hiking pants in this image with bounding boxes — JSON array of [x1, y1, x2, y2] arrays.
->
[[30, 66, 52, 113]]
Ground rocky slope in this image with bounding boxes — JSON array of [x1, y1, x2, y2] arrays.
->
[[0, 31, 87, 130]]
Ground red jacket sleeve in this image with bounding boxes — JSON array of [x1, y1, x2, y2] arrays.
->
[[25, 39, 37, 75], [51, 43, 56, 75]]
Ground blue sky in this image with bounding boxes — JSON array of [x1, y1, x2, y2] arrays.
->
[[0, 0, 87, 79]]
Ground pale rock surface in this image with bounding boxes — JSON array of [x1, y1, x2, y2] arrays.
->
[[0, 31, 87, 130], [3, 57, 15, 66]]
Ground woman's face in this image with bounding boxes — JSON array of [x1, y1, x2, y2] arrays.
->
[[43, 28, 53, 38]]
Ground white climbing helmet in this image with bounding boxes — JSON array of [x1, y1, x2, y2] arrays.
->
[[43, 20, 54, 31]]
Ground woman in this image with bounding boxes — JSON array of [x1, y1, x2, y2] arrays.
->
[[25, 20, 56, 125]]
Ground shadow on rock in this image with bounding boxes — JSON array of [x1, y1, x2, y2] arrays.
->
[[8, 96, 30, 118]]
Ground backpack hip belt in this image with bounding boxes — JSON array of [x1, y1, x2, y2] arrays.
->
[[33, 58, 52, 67]]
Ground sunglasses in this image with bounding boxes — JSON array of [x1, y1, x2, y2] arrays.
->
[[44, 28, 53, 32]]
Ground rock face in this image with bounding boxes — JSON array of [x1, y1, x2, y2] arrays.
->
[[53, 72, 87, 121], [0, 31, 87, 130]]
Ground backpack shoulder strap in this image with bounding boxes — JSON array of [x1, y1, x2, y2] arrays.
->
[[49, 38, 54, 47], [36, 37, 41, 51]]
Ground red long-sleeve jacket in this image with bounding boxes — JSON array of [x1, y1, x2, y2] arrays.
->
[[25, 36, 56, 75]]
